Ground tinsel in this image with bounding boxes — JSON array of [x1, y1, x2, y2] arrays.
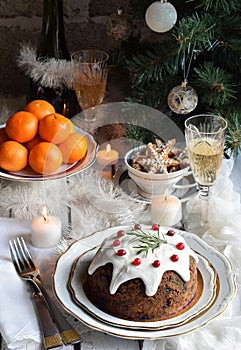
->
[[0, 169, 148, 245], [17, 44, 73, 90]]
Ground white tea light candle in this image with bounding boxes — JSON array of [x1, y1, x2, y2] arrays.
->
[[151, 191, 182, 226], [31, 207, 62, 248], [97, 143, 119, 166]]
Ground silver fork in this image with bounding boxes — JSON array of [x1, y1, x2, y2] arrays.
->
[[9, 236, 81, 346], [9, 237, 63, 349]]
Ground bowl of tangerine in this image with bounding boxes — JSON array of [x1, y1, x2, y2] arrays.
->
[[0, 100, 97, 181]]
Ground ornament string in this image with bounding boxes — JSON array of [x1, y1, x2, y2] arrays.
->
[[182, 41, 197, 85]]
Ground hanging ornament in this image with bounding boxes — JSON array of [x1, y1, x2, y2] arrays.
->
[[106, 8, 132, 41], [167, 41, 198, 114], [167, 81, 198, 114], [145, 0, 177, 33]]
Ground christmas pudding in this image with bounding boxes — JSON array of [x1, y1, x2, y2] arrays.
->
[[83, 225, 198, 322]]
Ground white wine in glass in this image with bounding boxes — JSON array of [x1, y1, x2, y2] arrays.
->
[[187, 138, 224, 186], [74, 76, 107, 110], [71, 50, 109, 120], [184, 114, 227, 233]]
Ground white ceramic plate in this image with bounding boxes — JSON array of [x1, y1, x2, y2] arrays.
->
[[0, 125, 98, 182], [68, 248, 216, 330], [53, 225, 236, 340]]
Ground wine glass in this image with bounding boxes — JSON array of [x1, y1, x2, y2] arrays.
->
[[184, 114, 227, 234], [71, 50, 109, 122]]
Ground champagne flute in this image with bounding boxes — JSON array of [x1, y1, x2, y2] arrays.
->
[[71, 50, 109, 122], [184, 114, 227, 233]]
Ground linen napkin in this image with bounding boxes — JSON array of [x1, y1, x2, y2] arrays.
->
[[0, 218, 41, 349], [0, 217, 80, 350]]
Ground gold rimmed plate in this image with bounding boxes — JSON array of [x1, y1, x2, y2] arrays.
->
[[53, 226, 236, 340], [0, 125, 98, 182], [67, 248, 217, 330]]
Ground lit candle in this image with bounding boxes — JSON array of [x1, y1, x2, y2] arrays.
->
[[62, 103, 67, 116], [151, 190, 182, 226], [96, 143, 119, 167], [31, 207, 62, 248]]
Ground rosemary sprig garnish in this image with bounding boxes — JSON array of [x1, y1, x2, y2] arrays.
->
[[127, 226, 168, 256]]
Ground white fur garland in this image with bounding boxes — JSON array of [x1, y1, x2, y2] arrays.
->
[[0, 179, 70, 223], [17, 44, 73, 90], [65, 171, 148, 240], [0, 169, 148, 245]]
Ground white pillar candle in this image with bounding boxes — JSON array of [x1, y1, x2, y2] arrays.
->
[[151, 191, 182, 226], [97, 143, 119, 166], [31, 207, 62, 248]]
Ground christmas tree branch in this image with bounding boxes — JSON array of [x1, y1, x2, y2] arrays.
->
[[172, 13, 215, 55], [195, 0, 241, 13], [122, 0, 241, 154], [126, 44, 179, 87], [193, 61, 237, 108], [225, 113, 241, 156]]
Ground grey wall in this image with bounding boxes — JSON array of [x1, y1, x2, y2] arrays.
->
[[0, 0, 127, 99]]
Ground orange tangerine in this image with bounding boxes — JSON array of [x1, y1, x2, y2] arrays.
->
[[6, 111, 38, 143], [38, 113, 71, 144], [58, 133, 87, 163], [29, 142, 63, 174], [24, 99, 55, 121], [0, 140, 28, 172]]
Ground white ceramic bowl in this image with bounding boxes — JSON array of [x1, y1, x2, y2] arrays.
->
[[124, 145, 191, 198]]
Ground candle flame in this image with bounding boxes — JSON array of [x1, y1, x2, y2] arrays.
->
[[62, 103, 67, 116], [164, 188, 169, 201], [106, 143, 111, 154], [42, 207, 47, 221]]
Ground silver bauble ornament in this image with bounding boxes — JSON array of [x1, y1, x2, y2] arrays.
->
[[145, 0, 177, 33], [167, 83, 198, 114], [106, 9, 132, 41]]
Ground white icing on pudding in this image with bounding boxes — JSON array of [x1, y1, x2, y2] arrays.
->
[[88, 226, 198, 296]]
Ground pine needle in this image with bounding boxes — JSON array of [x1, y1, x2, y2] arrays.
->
[[127, 226, 170, 256]]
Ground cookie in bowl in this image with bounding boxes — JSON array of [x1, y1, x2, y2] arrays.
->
[[124, 139, 190, 198]]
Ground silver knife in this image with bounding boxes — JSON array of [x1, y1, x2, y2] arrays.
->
[[33, 276, 81, 345], [27, 279, 63, 349]]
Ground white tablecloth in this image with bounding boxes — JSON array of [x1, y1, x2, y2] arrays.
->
[[0, 155, 241, 350]]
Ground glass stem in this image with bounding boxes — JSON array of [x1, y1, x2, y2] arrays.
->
[[83, 108, 96, 122], [198, 184, 210, 227]]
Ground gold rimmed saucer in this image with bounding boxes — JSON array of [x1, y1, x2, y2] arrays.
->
[[67, 247, 217, 331], [53, 225, 236, 340]]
